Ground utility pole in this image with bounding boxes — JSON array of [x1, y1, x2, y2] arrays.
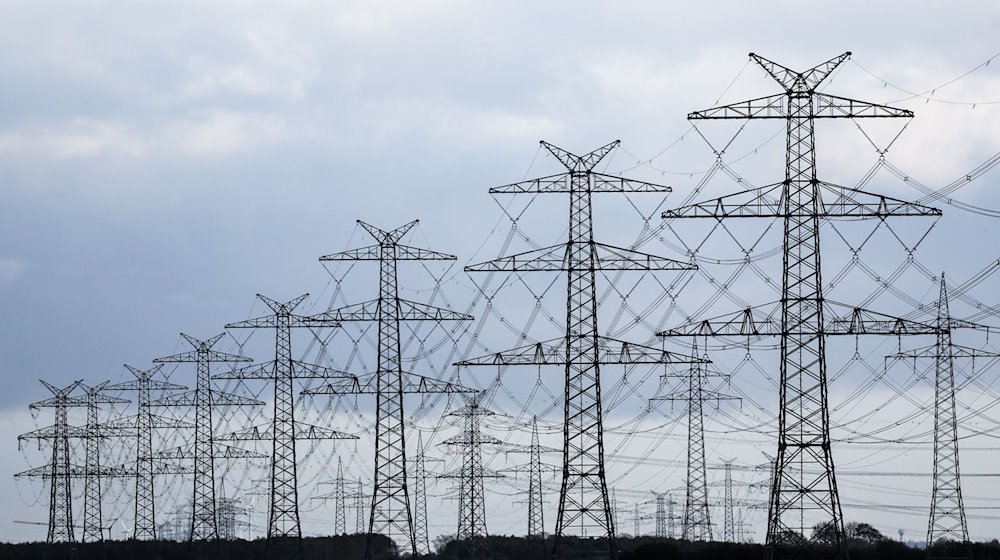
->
[[652, 339, 735, 541], [302, 220, 474, 557], [217, 293, 356, 548], [438, 395, 504, 560], [106, 364, 189, 540], [659, 52, 941, 559], [16, 380, 85, 542], [458, 140, 703, 559], [888, 273, 996, 560], [152, 333, 264, 541]]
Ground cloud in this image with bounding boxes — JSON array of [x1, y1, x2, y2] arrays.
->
[[0, 258, 27, 287]]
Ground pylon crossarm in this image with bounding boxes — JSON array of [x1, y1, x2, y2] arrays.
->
[[436, 467, 505, 480], [590, 173, 672, 193], [99, 413, 192, 430], [489, 173, 575, 194], [658, 300, 940, 337], [222, 422, 357, 441], [439, 433, 505, 446], [813, 93, 913, 118], [466, 242, 693, 272], [542, 139, 619, 171], [106, 378, 187, 392], [212, 359, 354, 380], [18, 425, 90, 441], [689, 93, 788, 120], [888, 344, 1000, 360], [302, 371, 476, 395], [662, 181, 940, 219], [456, 336, 707, 366], [320, 244, 382, 261], [393, 244, 459, 261], [153, 349, 252, 364]]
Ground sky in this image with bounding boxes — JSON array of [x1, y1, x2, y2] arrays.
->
[[2, 0, 1000, 546]]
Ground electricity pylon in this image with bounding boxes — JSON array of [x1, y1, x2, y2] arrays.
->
[[216, 293, 356, 547], [152, 333, 265, 541], [106, 364, 189, 540], [887, 274, 997, 560], [302, 220, 475, 557], [80, 382, 129, 542], [721, 458, 736, 543], [658, 52, 941, 558], [411, 432, 444, 554], [652, 339, 736, 541], [16, 380, 85, 542], [314, 461, 367, 536], [652, 492, 667, 538], [438, 395, 504, 560], [458, 140, 704, 559]]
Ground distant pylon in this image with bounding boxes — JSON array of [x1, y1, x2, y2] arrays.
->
[[459, 140, 703, 559], [652, 339, 735, 541], [527, 416, 545, 539], [217, 293, 356, 547], [411, 433, 441, 555], [652, 492, 667, 538], [302, 220, 475, 557], [16, 380, 85, 542], [888, 273, 996, 559], [80, 382, 129, 543], [335, 458, 347, 535], [152, 333, 264, 541], [106, 365, 188, 540], [660, 52, 941, 558], [722, 458, 736, 543], [439, 395, 504, 559]]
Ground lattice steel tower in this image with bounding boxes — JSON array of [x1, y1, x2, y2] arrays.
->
[[303, 220, 474, 557], [459, 140, 703, 559], [889, 274, 994, 559], [217, 293, 356, 547], [80, 382, 129, 542], [152, 333, 263, 541], [652, 339, 734, 541], [439, 396, 503, 551], [16, 380, 84, 542], [107, 364, 189, 540], [659, 53, 941, 558], [721, 458, 736, 543], [652, 492, 667, 538]]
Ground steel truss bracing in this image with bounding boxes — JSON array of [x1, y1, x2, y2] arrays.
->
[[887, 274, 997, 560], [459, 140, 703, 559], [80, 383, 129, 542], [217, 293, 356, 549], [302, 220, 474, 557], [152, 333, 263, 541], [659, 52, 941, 559], [652, 339, 735, 542], [106, 364, 188, 540], [16, 381, 85, 543], [411, 433, 443, 555], [527, 416, 545, 540]]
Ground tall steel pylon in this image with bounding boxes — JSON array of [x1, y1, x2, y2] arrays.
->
[[106, 364, 189, 540], [888, 274, 996, 559], [527, 416, 546, 540], [303, 220, 474, 557], [459, 140, 703, 559], [411, 432, 444, 554], [152, 333, 264, 541], [80, 382, 129, 542], [652, 339, 735, 541], [439, 396, 504, 559], [659, 52, 941, 558], [16, 380, 85, 542], [216, 293, 356, 548]]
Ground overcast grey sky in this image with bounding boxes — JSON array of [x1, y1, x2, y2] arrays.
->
[[3, 0, 1000, 545]]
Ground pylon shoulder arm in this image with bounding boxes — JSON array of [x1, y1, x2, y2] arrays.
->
[[658, 303, 783, 337], [397, 299, 474, 321], [319, 244, 381, 261], [465, 244, 567, 272], [106, 378, 187, 392], [817, 182, 940, 217], [662, 183, 785, 219], [813, 93, 912, 119], [306, 299, 379, 323], [489, 173, 571, 194], [394, 244, 459, 261], [589, 173, 672, 193], [225, 315, 279, 329], [149, 390, 197, 407], [456, 336, 706, 366], [302, 371, 476, 395], [688, 94, 788, 119], [466, 243, 693, 273], [213, 361, 276, 380], [211, 391, 265, 407], [221, 422, 357, 441], [153, 349, 252, 364], [824, 301, 939, 335], [888, 344, 1000, 360]]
